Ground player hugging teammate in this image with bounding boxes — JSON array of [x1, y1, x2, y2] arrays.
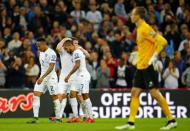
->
[[27, 37, 94, 124]]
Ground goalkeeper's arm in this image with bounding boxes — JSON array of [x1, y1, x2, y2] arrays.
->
[[148, 34, 167, 66], [154, 33, 168, 54]]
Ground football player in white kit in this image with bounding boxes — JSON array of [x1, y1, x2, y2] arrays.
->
[[55, 37, 90, 123], [55, 37, 78, 122], [64, 39, 94, 123], [27, 38, 61, 123]]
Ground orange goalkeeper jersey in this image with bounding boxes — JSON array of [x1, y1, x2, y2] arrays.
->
[[136, 21, 157, 70]]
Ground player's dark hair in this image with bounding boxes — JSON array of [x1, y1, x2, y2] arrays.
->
[[135, 6, 147, 19], [36, 37, 46, 45], [36, 37, 46, 42], [64, 39, 73, 45]]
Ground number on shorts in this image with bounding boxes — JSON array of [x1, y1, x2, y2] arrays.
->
[[50, 86, 54, 92]]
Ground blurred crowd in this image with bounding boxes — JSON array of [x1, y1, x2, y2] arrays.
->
[[0, 0, 190, 89]]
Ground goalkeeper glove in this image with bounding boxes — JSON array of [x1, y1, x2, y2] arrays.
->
[[148, 52, 158, 71], [129, 51, 138, 66]]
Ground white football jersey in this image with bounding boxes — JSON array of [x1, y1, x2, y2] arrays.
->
[[72, 49, 89, 75], [59, 48, 73, 77], [39, 48, 57, 78]]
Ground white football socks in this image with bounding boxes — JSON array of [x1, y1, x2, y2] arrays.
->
[[53, 99, 61, 119], [70, 98, 78, 117], [85, 98, 93, 118], [33, 95, 40, 118], [59, 98, 67, 118], [80, 102, 86, 117]]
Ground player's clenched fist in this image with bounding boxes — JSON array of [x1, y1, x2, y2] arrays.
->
[[64, 75, 70, 83], [37, 77, 44, 85]]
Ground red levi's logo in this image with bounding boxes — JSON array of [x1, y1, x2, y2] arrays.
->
[[0, 92, 33, 113]]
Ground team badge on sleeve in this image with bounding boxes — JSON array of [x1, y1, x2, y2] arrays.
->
[[74, 53, 80, 60], [148, 31, 156, 37], [51, 55, 56, 62]]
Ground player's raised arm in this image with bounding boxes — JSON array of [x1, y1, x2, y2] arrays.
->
[[78, 47, 90, 60], [72, 37, 91, 60], [56, 37, 72, 53]]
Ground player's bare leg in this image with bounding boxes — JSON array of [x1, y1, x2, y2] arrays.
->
[[115, 87, 142, 130], [67, 90, 80, 123], [149, 88, 177, 130], [27, 91, 42, 124], [82, 93, 94, 123]]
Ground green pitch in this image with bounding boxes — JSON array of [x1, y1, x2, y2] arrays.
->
[[0, 118, 189, 131]]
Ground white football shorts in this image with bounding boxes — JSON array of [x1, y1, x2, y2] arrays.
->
[[34, 75, 58, 95]]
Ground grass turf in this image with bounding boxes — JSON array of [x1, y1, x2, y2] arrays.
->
[[0, 118, 189, 131]]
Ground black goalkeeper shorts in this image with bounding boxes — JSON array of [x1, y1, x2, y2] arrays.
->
[[133, 65, 159, 89]]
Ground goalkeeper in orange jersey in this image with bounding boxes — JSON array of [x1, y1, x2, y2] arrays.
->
[[115, 7, 177, 130]]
